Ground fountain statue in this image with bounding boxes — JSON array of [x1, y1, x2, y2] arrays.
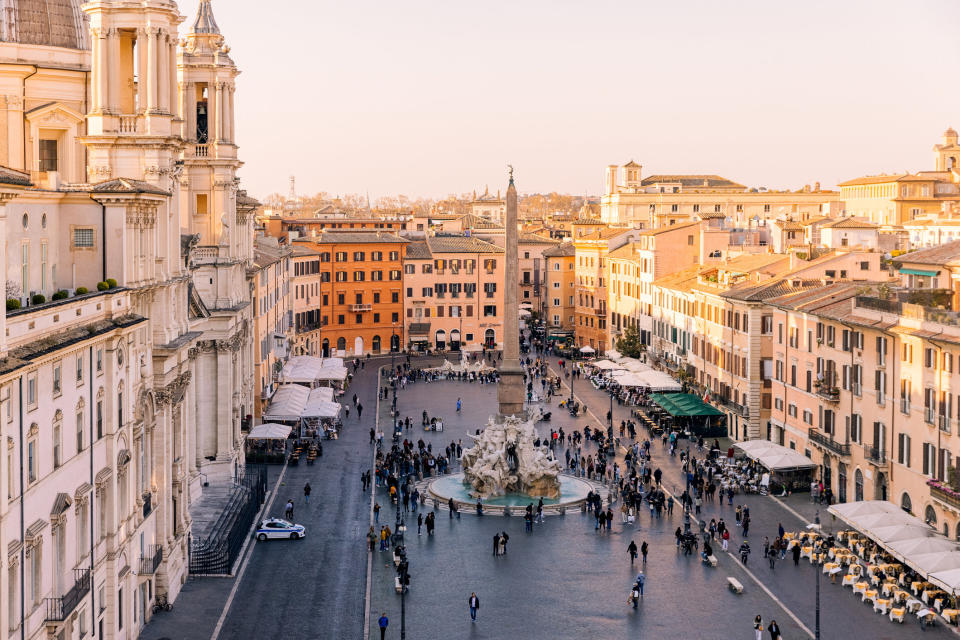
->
[[461, 414, 562, 499]]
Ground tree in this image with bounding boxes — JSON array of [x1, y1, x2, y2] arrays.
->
[[616, 325, 645, 359]]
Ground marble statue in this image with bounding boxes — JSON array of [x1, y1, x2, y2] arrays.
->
[[461, 415, 562, 499]]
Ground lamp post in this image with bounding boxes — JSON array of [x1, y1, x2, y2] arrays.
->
[[815, 511, 821, 640]]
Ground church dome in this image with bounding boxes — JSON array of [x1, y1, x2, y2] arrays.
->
[[945, 127, 958, 138], [0, 0, 89, 50]]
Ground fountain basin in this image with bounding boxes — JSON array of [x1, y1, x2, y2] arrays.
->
[[428, 472, 595, 509]]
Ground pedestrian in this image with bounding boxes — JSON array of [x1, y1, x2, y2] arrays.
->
[[739, 541, 751, 564], [493, 532, 500, 556], [499, 531, 509, 555], [768, 548, 776, 571], [378, 613, 389, 640], [753, 614, 763, 640], [767, 619, 781, 640], [468, 592, 480, 622], [357, 402, 363, 419], [457, 397, 462, 412], [418, 513, 423, 536], [636, 571, 645, 597], [367, 526, 376, 552], [641, 540, 649, 564], [374, 502, 380, 523], [762, 536, 770, 558], [303, 482, 311, 505], [722, 528, 730, 551], [426, 511, 435, 536], [284, 499, 294, 520], [628, 540, 638, 564], [792, 542, 802, 566]]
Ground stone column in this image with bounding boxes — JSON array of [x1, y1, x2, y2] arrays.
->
[[497, 171, 525, 417], [213, 82, 223, 143], [107, 28, 120, 113], [216, 344, 232, 460], [227, 86, 235, 142], [137, 29, 148, 113], [91, 28, 105, 111], [185, 82, 196, 142], [157, 32, 169, 113], [168, 37, 178, 117], [146, 28, 158, 112]]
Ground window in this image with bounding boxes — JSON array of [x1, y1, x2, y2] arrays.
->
[[392, 312, 399, 322], [483, 305, 497, 317], [353, 252, 365, 261], [53, 363, 61, 395], [761, 315, 773, 334], [335, 271, 347, 282], [337, 315, 345, 325], [76, 354, 84, 383], [898, 433, 911, 467], [337, 293, 345, 305], [195, 193, 208, 215], [923, 442, 937, 477], [392, 292, 399, 303], [39, 138, 58, 171], [27, 438, 36, 483], [390, 270, 401, 281], [355, 314, 363, 324], [353, 271, 365, 282], [374, 293, 381, 304], [373, 313, 380, 323], [53, 416, 62, 468], [96, 399, 103, 439], [389, 251, 399, 261], [335, 252, 347, 262], [76, 409, 84, 453]]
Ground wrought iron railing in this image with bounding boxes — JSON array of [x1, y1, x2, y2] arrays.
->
[[140, 544, 163, 575], [44, 569, 91, 622], [808, 428, 850, 456]]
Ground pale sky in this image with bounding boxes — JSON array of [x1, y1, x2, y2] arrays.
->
[[180, 0, 960, 200]]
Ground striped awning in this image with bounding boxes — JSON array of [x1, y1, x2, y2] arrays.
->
[[900, 267, 938, 277]]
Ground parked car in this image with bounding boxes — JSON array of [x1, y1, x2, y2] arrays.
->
[[256, 518, 306, 541]]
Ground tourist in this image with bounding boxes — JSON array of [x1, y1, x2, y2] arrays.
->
[[374, 502, 380, 523], [284, 499, 294, 520], [457, 397, 462, 412], [366, 526, 376, 552], [767, 619, 781, 640], [499, 531, 509, 555], [493, 533, 500, 556], [628, 540, 638, 564], [425, 512, 435, 535], [641, 540, 649, 563], [357, 402, 363, 419], [417, 513, 423, 536], [468, 592, 480, 622], [792, 542, 802, 566], [740, 540, 751, 564], [753, 615, 763, 640], [303, 482, 311, 505], [635, 571, 645, 597], [378, 613, 389, 640]]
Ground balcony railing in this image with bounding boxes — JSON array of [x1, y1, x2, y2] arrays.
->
[[864, 445, 887, 466], [195, 144, 209, 157], [140, 544, 163, 575], [930, 480, 960, 510], [349, 304, 372, 312], [118, 114, 138, 134], [808, 428, 850, 456], [44, 569, 91, 623], [815, 386, 840, 402]]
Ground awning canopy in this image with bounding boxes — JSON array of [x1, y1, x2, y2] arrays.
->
[[900, 267, 939, 277], [633, 370, 682, 391], [590, 359, 622, 371], [650, 393, 723, 417], [409, 323, 431, 336], [733, 440, 817, 471], [263, 385, 341, 420], [247, 423, 293, 440], [579, 345, 596, 354], [279, 355, 347, 384], [829, 500, 960, 594]]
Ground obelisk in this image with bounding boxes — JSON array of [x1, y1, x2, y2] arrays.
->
[[498, 167, 525, 417]]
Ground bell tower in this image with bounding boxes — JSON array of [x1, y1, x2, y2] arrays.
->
[[935, 127, 960, 172], [82, 0, 184, 182], [178, 0, 243, 252]]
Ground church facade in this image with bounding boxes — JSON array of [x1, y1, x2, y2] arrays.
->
[[0, 1, 254, 637]]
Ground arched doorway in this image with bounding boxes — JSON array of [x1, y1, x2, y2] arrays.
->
[[390, 334, 400, 352], [854, 469, 863, 501], [372, 335, 382, 354], [901, 492, 912, 514], [322, 339, 330, 358], [484, 329, 495, 348], [837, 463, 847, 503], [925, 505, 938, 527], [354, 336, 363, 356], [435, 330, 446, 350], [450, 329, 461, 352], [874, 472, 887, 501], [336, 337, 346, 353]]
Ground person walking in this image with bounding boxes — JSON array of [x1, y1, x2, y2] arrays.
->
[[303, 483, 311, 505], [366, 526, 376, 552], [284, 499, 294, 520], [628, 540, 638, 564], [378, 613, 389, 640], [753, 615, 763, 640], [357, 402, 363, 419], [768, 547, 777, 571], [792, 542, 802, 566], [417, 513, 423, 536], [635, 571, 645, 597], [739, 540, 751, 564], [641, 540, 649, 564], [374, 502, 380, 523], [493, 532, 500, 556], [468, 592, 480, 622], [767, 619, 781, 640], [457, 397, 462, 412]]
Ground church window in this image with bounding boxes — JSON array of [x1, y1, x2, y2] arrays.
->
[[195, 194, 208, 215], [39, 139, 58, 172]]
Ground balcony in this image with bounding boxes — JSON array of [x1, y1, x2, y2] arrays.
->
[[929, 480, 960, 511], [118, 114, 138, 134], [595, 308, 607, 316], [864, 445, 888, 467], [808, 428, 850, 456], [195, 143, 209, 157], [815, 386, 840, 402], [349, 304, 372, 312], [140, 544, 163, 575], [44, 569, 91, 623]]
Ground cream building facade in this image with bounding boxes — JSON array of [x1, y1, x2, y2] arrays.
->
[[600, 162, 840, 229], [0, 1, 254, 638]]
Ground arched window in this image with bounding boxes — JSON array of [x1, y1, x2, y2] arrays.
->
[[837, 464, 847, 503], [372, 335, 381, 354], [901, 492, 912, 514], [322, 338, 330, 357], [336, 337, 346, 352], [925, 505, 938, 527], [854, 469, 863, 502]]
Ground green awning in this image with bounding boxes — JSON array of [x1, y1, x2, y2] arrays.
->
[[899, 268, 938, 277], [649, 393, 724, 417]]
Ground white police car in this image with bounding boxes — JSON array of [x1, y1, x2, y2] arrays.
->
[[256, 518, 306, 541]]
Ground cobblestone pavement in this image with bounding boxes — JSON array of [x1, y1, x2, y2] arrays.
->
[[368, 363, 953, 640]]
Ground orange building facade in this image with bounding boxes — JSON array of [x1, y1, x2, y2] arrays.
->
[[291, 231, 407, 356]]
